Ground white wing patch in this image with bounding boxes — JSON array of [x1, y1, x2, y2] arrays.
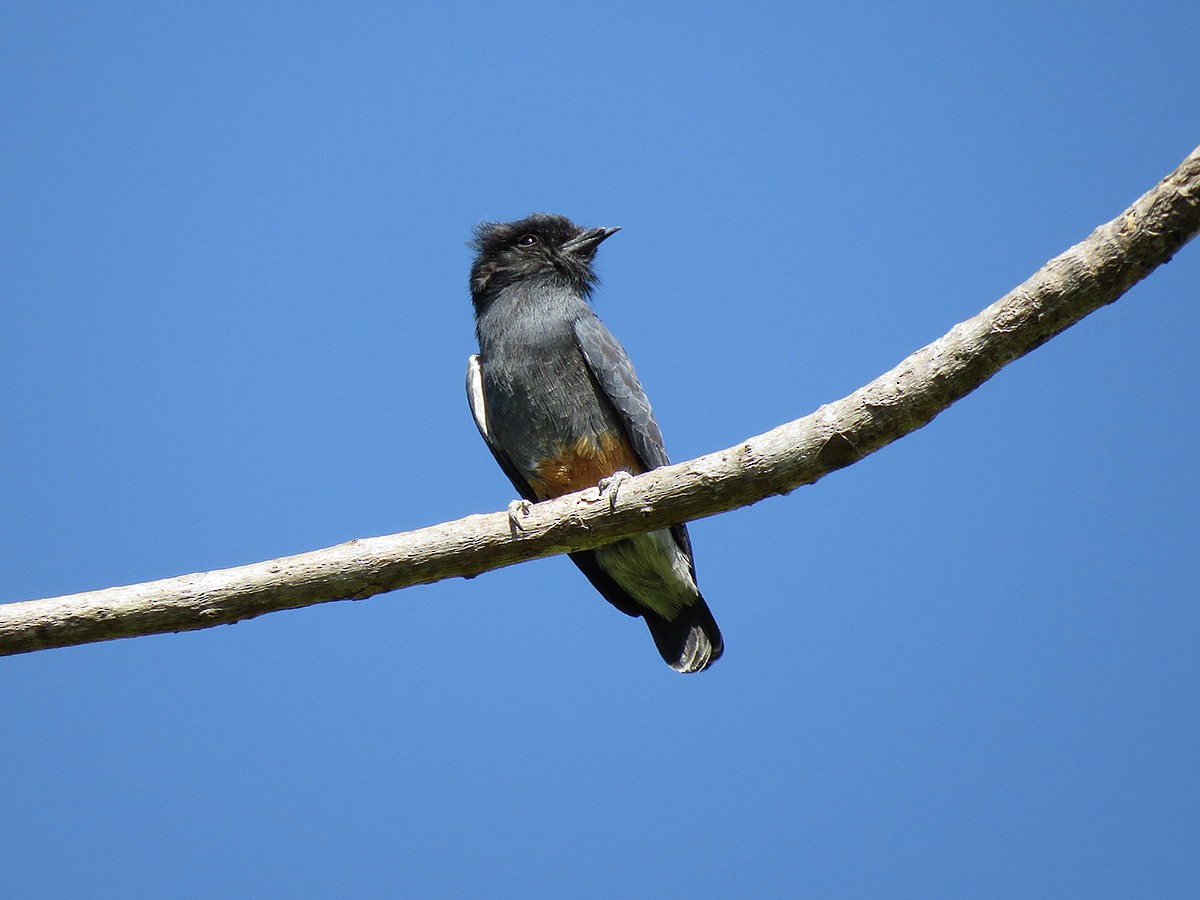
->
[[466, 354, 489, 439]]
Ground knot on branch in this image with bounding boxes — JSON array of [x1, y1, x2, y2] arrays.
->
[[816, 431, 861, 473]]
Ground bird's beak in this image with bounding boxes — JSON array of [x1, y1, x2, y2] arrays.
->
[[560, 226, 621, 256]]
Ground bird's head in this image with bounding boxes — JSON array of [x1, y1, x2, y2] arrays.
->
[[469, 213, 620, 311]]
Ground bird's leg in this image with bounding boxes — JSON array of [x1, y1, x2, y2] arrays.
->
[[508, 498, 533, 532], [598, 469, 634, 511]]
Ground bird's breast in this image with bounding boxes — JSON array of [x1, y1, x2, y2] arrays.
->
[[477, 292, 640, 497]]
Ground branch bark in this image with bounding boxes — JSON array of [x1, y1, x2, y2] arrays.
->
[[4, 146, 1199, 657]]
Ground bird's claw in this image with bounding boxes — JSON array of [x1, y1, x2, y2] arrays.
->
[[508, 498, 533, 532], [598, 470, 634, 511]]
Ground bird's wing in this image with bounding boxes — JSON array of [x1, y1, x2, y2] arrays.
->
[[572, 315, 669, 470], [466, 354, 538, 503], [571, 316, 696, 563]]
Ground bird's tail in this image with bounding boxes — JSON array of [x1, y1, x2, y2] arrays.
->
[[642, 596, 724, 674]]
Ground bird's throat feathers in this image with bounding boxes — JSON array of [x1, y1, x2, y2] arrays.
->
[[473, 280, 591, 353], [471, 268, 596, 321]]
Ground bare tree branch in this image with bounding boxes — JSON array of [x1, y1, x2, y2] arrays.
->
[[3, 146, 1198, 657]]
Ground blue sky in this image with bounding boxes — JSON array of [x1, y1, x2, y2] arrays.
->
[[3, 3, 1198, 897]]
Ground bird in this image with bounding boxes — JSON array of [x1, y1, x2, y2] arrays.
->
[[465, 213, 723, 673]]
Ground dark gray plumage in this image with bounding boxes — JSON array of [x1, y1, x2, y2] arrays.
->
[[466, 213, 723, 672]]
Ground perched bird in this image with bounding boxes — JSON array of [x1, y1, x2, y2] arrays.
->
[[466, 213, 723, 673]]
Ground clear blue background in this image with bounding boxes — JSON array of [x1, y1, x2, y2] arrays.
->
[[3, 3, 1197, 897]]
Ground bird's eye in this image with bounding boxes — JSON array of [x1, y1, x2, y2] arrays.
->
[[517, 234, 538, 247]]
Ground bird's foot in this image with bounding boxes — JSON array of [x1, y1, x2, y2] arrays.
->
[[598, 470, 634, 511], [508, 498, 533, 532]]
